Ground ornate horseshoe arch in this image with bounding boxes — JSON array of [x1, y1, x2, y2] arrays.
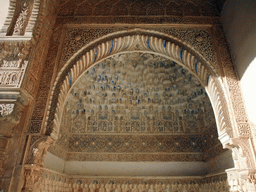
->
[[43, 29, 253, 169]]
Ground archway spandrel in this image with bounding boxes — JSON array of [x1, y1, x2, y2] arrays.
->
[[58, 28, 219, 73]]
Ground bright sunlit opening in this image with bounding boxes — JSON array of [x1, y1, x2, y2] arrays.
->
[[241, 57, 256, 125], [0, 0, 10, 31]]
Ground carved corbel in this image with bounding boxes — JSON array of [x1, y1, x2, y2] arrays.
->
[[223, 137, 255, 170], [224, 136, 256, 191], [21, 136, 55, 191], [25, 136, 55, 167]]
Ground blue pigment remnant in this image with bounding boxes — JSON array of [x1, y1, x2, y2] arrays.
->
[[207, 75, 210, 85], [109, 40, 113, 54], [180, 48, 183, 62], [147, 37, 152, 50], [94, 47, 97, 61]]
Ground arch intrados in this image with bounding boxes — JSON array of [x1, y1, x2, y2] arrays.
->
[[68, 50, 205, 93], [45, 29, 233, 147]]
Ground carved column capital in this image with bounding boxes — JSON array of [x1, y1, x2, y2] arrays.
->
[[21, 136, 55, 191], [223, 137, 256, 171], [226, 168, 256, 192], [25, 136, 55, 167]]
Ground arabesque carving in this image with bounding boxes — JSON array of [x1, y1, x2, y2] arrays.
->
[[38, 29, 255, 192], [0, 41, 31, 62], [1, 0, 51, 38], [52, 51, 223, 162], [0, 104, 14, 117], [0, 40, 31, 117], [0, 41, 31, 87], [223, 138, 256, 191], [226, 169, 256, 192], [13, 0, 33, 35], [58, 0, 219, 17]]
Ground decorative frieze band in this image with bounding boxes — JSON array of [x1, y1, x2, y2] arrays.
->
[[23, 166, 229, 192], [0, 40, 31, 116]]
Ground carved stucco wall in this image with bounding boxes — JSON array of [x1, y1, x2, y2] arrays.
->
[[0, 0, 255, 191], [36, 24, 252, 190], [43, 28, 232, 144], [0, 0, 59, 190], [221, 0, 256, 135]]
